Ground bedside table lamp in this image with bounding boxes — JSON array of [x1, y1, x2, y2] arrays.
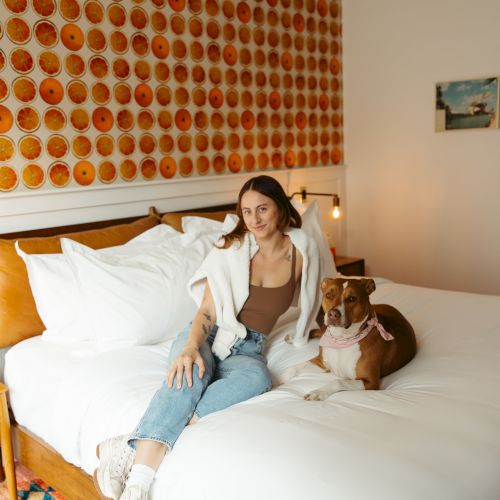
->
[[289, 188, 343, 220]]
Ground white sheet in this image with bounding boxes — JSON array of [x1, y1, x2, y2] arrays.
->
[[5, 281, 500, 500]]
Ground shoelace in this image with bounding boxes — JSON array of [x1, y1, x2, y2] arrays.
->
[[111, 441, 134, 479]]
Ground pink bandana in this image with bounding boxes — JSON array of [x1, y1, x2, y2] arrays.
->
[[319, 315, 395, 349]]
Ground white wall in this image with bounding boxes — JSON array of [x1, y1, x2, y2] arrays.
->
[[343, 0, 500, 295]]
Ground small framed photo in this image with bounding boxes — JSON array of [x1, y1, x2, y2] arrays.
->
[[435, 77, 499, 131]]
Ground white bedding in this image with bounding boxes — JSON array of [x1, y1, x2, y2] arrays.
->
[[5, 280, 500, 500]]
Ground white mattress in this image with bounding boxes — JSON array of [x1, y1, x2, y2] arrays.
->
[[5, 281, 500, 500]]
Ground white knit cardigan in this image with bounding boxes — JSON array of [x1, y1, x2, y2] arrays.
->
[[188, 212, 332, 359]]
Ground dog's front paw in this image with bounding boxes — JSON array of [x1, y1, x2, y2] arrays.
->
[[304, 390, 328, 401]]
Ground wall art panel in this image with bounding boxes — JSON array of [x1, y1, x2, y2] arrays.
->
[[0, 0, 343, 193]]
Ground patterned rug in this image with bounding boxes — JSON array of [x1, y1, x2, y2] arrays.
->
[[0, 462, 64, 499]]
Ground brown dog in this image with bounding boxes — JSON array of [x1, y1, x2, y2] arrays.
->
[[280, 277, 417, 400]]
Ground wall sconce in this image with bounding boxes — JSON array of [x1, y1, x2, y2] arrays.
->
[[289, 188, 343, 220]]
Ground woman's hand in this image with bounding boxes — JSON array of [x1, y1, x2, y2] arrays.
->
[[167, 344, 206, 390]]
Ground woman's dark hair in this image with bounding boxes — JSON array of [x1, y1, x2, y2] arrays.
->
[[218, 175, 302, 249]]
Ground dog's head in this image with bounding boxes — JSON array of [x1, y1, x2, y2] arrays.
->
[[320, 277, 376, 328]]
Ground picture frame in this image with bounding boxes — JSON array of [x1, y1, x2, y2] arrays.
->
[[435, 77, 499, 131]]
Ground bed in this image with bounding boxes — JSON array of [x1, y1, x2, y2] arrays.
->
[[1, 207, 500, 500]]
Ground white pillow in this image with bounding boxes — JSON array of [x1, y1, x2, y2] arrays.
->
[[61, 229, 208, 351], [15, 224, 182, 345]]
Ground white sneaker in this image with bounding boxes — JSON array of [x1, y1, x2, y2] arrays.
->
[[119, 484, 149, 500], [93, 435, 136, 500]]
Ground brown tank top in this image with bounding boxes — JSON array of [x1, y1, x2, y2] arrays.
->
[[238, 245, 297, 335]]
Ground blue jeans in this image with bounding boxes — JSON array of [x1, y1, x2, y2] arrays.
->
[[129, 324, 272, 451]]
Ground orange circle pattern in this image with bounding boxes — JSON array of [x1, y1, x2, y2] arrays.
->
[[0, 0, 342, 191]]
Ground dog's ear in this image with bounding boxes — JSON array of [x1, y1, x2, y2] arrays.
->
[[321, 278, 333, 292], [363, 278, 376, 295]]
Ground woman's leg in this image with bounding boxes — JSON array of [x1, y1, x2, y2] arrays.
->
[[130, 326, 216, 461], [194, 332, 272, 419], [95, 325, 216, 499]]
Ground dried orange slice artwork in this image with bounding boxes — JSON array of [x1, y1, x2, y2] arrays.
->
[[18, 135, 42, 160], [95, 134, 114, 156], [154, 62, 170, 82], [0, 166, 19, 192], [34, 20, 58, 48], [151, 11, 167, 33], [134, 84, 153, 107], [137, 110, 155, 130], [139, 134, 156, 154], [134, 60, 151, 81], [87, 28, 107, 53], [59, 0, 81, 21], [0, 79, 9, 102], [116, 109, 134, 131], [32, 0, 57, 18], [140, 158, 157, 180], [73, 160, 95, 186], [92, 107, 113, 132], [61, 23, 84, 51], [89, 55, 108, 78], [112, 58, 130, 80], [4, 0, 28, 14], [118, 134, 135, 155], [151, 35, 169, 59], [130, 7, 148, 30], [39, 77, 64, 104], [48, 161, 71, 187], [85, 1, 105, 24], [44, 107, 66, 131], [0, 51, 5, 72], [67, 80, 88, 104], [70, 108, 90, 131], [159, 156, 176, 179], [6, 17, 31, 44], [107, 4, 126, 27], [91, 82, 110, 104], [16, 106, 40, 132], [120, 159, 137, 181], [38, 50, 61, 76], [110, 31, 128, 54], [114, 83, 132, 105], [98, 160, 116, 183], [72, 134, 92, 158], [159, 134, 174, 154], [0, 137, 15, 162], [22, 163, 45, 189], [10, 48, 34, 74], [46, 134, 69, 158], [64, 53, 86, 77], [131, 33, 150, 57]]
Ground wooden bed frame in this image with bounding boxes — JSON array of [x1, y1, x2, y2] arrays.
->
[[0, 204, 236, 500]]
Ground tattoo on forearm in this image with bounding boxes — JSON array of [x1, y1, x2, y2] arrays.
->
[[201, 312, 213, 337]]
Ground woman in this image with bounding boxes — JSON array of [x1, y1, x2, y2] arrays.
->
[[94, 175, 323, 500]]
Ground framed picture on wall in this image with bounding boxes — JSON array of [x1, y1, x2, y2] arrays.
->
[[435, 77, 499, 131]]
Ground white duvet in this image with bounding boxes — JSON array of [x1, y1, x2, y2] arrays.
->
[[5, 281, 500, 500]]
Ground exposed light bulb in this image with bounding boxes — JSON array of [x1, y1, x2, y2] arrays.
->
[[331, 206, 342, 220]]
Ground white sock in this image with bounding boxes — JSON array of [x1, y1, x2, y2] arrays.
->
[[126, 464, 155, 491]]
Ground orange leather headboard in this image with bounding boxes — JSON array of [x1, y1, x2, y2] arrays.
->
[[0, 212, 159, 348]]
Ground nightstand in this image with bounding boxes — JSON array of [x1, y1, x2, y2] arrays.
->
[[335, 256, 365, 276]]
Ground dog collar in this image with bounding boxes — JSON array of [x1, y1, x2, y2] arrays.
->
[[319, 315, 395, 349]]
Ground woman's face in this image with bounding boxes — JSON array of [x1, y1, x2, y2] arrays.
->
[[240, 189, 282, 239]]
